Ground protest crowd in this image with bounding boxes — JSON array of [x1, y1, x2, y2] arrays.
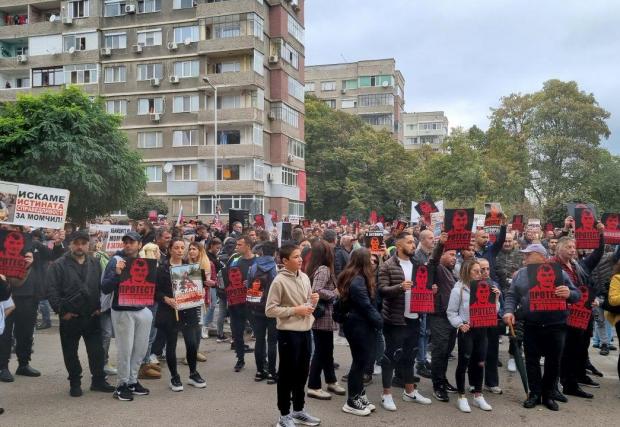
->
[[1, 195, 620, 426]]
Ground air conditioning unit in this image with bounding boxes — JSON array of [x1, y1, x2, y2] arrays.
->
[[287, 154, 294, 164], [16, 54, 28, 63], [150, 113, 161, 122], [132, 44, 143, 53], [341, 88, 346, 94], [62, 16, 73, 25], [125, 4, 136, 14], [167, 42, 178, 50], [267, 111, 276, 121], [150, 77, 161, 87], [266, 173, 273, 182], [169, 75, 180, 84], [268, 55, 279, 64], [100, 47, 112, 56], [382, 81, 389, 88]]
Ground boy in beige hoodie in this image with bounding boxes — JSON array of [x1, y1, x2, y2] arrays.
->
[[266, 243, 321, 427]]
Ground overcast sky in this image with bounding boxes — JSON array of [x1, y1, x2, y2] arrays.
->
[[305, 0, 619, 152]]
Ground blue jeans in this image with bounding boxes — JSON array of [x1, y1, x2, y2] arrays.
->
[[203, 288, 217, 326], [416, 314, 430, 364], [38, 300, 51, 324]]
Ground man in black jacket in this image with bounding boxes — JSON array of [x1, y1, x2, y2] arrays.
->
[[47, 231, 115, 397]]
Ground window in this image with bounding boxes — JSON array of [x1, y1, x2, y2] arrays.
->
[[138, 0, 161, 13], [104, 66, 126, 83], [288, 201, 304, 217], [104, 0, 127, 17], [281, 167, 298, 187], [253, 124, 263, 146], [281, 42, 299, 69], [271, 103, 300, 128], [64, 35, 87, 52], [253, 159, 264, 181], [138, 132, 163, 148], [341, 98, 357, 109], [212, 15, 241, 38], [214, 61, 240, 73], [173, 95, 199, 113], [173, 0, 194, 9], [405, 137, 419, 145], [249, 13, 264, 41], [358, 93, 394, 107], [304, 82, 315, 92], [173, 129, 201, 147], [137, 29, 162, 47], [359, 75, 393, 88], [144, 166, 162, 182], [321, 81, 336, 91], [32, 67, 64, 87], [104, 33, 127, 49], [15, 78, 30, 88], [65, 64, 98, 85], [253, 51, 264, 76], [217, 130, 241, 145], [324, 99, 336, 109], [199, 195, 263, 215], [288, 138, 305, 159], [287, 13, 304, 43], [137, 97, 164, 114], [137, 63, 163, 81], [174, 25, 200, 44], [343, 79, 358, 90], [217, 165, 240, 181], [288, 76, 304, 102], [173, 60, 199, 78], [106, 99, 127, 115], [174, 164, 197, 181], [68, 0, 89, 18], [361, 114, 393, 126], [217, 95, 241, 110], [251, 89, 264, 110]]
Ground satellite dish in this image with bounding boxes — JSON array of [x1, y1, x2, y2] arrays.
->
[[68, 46, 76, 54], [163, 163, 173, 174], [49, 14, 57, 23]]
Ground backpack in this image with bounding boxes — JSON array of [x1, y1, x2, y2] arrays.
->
[[246, 263, 276, 314]]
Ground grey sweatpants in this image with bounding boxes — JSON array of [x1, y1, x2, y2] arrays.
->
[[111, 308, 152, 386]]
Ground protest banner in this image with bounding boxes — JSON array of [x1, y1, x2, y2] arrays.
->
[[226, 265, 248, 307], [89, 225, 132, 254], [411, 201, 420, 223], [469, 280, 498, 328], [365, 231, 384, 255], [170, 263, 205, 310], [567, 202, 597, 219], [601, 213, 620, 245], [0, 180, 70, 229], [148, 210, 157, 222], [567, 285, 591, 330], [410, 264, 434, 314], [430, 211, 444, 241], [444, 208, 474, 251], [229, 209, 249, 232], [484, 203, 503, 226], [415, 199, 439, 225], [288, 215, 300, 225], [276, 222, 292, 248], [574, 207, 599, 249], [394, 220, 407, 233], [473, 214, 486, 231], [117, 258, 157, 307], [369, 210, 378, 225], [512, 215, 525, 232], [340, 215, 348, 226], [302, 219, 311, 228], [527, 218, 541, 234], [527, 263, 566, 312], [254, 214, 265, 228], [0, 230, 31, 279]]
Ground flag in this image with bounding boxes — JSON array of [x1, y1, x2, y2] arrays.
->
[[175, 201, 184, 227]]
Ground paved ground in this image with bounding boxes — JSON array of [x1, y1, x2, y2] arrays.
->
[[1, 325, 618, 427]]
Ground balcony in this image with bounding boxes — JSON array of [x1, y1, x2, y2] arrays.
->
[[197, 0, 265, 18], [198, 143, 264, 159], [198, 35, 264, 56], [199, 107, 263, 124], [203, 70, 264, 90], [198, 180, 264, 194]]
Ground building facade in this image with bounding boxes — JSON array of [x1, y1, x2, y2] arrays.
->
[[304, 58, 405, 143], [0, 0, 306, 220], [402, 111, 448, 150]]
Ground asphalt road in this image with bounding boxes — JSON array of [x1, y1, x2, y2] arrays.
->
[[1, 326, 618, 427]]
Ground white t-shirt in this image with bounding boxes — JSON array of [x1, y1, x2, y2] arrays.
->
[[400, 258, 419, 319]]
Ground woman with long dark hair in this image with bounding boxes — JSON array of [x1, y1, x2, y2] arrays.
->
[[338, 248, 383, 416]]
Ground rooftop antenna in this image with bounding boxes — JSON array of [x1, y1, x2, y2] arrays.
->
[[340, 53, 348, 63]]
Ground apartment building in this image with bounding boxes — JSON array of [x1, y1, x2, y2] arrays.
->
[[304, 58, 405, 143], [0, 0, 306, 220], [402, 111, 449, 150]]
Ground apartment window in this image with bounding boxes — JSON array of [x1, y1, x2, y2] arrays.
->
[[253, 51, 264, 76], [271, 103, 300, 128], [106, 99, 127, 115], [361, 114, 393, 126], [174, 25, 200, 44], [199, 195, 263, 215], [173, 95, 199, 113], [343, 79, 358, 90], [65, 64, 98, 85], [144, 166, 162, 182], [253, 124, 263, 146], [69, 0, 89, 18], [281, 167, 298, 187], [251, 89, 265, 110], [217, 95, 241, 110], [104, 33, 127, 49], [173, 0, 195, 9], [281, 42, 299, 69], [104, 65, 126, 83], [359, 75, 393, 88], [288, 138, 305, 159], [249, 13, 264, 41], [324, 99, 336, 109], [173, 129, 201, 147], [358, 93, 394, 107], [137, 29, 162, 47], [137, 132, 163, 148], [173, 60, 199, 78], [288, 201, 305, 217], [288, 76, 304, 102], [137, 63, 163, 81], [253, 159, 264, 181], [287, 13, 304, 43], [217, 165, 240, 181], [321, 81, 336, 91], [104, 0, 127, 17], [405, 137, 419, 145], [64, 35, 87, 52], [304, 82, 315, 92], [15, 78, 30, 88], [217, 130, 241, 145], [137, 97, 164, 114], [32, 67, 64, 87], [138, 0, 161, 13], [212, 15, 241, 38], [214, 61, 240, 73], [341, 99, 357, 109], [174, 164, 197, 181]]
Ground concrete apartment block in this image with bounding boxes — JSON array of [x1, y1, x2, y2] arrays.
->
[[402, 111, 449, 150]]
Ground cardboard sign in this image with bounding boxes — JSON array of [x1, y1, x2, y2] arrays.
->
[[117, 258, 157, 307], [484, 203, 503, 227], [512, 215, 524, 232], [89, 225, 132, 254], [430, 212, 444, 241], [226, 265, 248, 306], [574, 207, 599, 249], [148, 210, 157, 222], [567, 285, 591, 330], [254, 214, 265, 228], [340, 215, 348, 226], [567, 202, 597, 219], [246, 277, 264, 305], [602, 213, 620, 245], [0, 180, 70, 229], [527, 263, 567, 312], [484, 226, 501, 244], [365, 231, 384, 254], [469, 280, 498, 328], [415, 199, 439, 225], [288, 215, 300, 225], [394, 220, 407, 233], [444, 208, 474, 251], [0, 230, 31, 279], [527, 218, 541, 234], [473, 214, 486, 231], [410, 264, 434, 313], [229, 209, 249, 233], [170, 263, 205, 310], [369, 210, 378, 225]]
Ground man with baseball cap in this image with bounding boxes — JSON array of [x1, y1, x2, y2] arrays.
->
[[47, 230, 115, 397]]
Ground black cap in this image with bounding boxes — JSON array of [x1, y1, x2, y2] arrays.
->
[[68, 230, 90, 243], [122, 231, 142, 242]]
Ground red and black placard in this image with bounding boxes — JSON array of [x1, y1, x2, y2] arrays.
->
[[302, 219, 311, 228], [226, 266, 248, 307], [602, 213, 620, 245], [117, 258, 157, 307], [574, 207, 599, 249], [444, 208, 474, 251], [394, 220, 407, 233], [0, 230, 31, 279], [566, 285, 591, 330], [511, 215, 524, 232], [469, 280, 497, 328], [410, 264, 434, 313], [365, 231, 384, 255], [415, 199, 439, 225], [484, 203, 502, 227], [254, 214, 265, 228], [527, 263, 567, 312]]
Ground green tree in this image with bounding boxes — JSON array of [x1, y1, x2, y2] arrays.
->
[[0, 87, 146, 225], [126, 192, 169, 220]]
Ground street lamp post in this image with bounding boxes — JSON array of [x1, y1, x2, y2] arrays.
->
[[202, 76, 218, 214]]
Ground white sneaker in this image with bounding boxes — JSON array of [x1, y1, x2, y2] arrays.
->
[[373, 363, 382, 375], [307, 388, 332, 400], [484, 385, 503, 395], [472, 394, 492, 411], [402, 389, 432, 405], [149, 354, 159, 365], [201, 326, 209, 339], [457, 396, 471, 413], [381, 394, 397, 411], [104, 364, 117, 375], [507, 358, 516, 373]]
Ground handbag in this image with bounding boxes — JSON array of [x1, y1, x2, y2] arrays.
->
[[313, 299, 327, 319]]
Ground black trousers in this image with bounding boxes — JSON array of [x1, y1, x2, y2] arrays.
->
[[523, 323, 565, 398], [308, 329, 337, 389], [0, 296, 38, 369], [560, 325, 590, 391], [456, 328, 487, 394], [229, 305, 248, 361], [151, 327, 166, 356], [59, 315, 106, 384], [277, 330, 311, 416], [252, 314, 278, 375], [381, 318, 419, 388], [429, 314, 457, 389], [344, 320, 375, 399], [482, 323, 501, 387], [161, 323, 200, 377]]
